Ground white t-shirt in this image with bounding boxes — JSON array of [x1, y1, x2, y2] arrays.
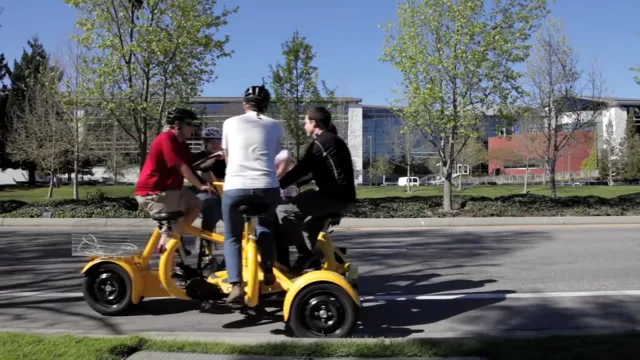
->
[[275, 149, 295, 197], [221, 111, 283, 191]]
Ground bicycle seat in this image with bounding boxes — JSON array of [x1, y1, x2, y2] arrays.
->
[[236, 200, 271, 217], [151, 211, 184, 222]]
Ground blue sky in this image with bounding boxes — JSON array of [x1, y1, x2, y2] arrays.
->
[[1, 0, 640, 105]]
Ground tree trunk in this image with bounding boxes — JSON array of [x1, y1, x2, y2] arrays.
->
[[523, 165, 529, 193], [443, 164, 453, 211], [73, 124, 80, 200], [138, 141, 148, 170], [47, 173, 54, 198], [608, 166, 613, 186], [457, 166, 462, 191], [28, 166, 36, 186], [549, 163, 557, 198], [406, 163, 411, 193]]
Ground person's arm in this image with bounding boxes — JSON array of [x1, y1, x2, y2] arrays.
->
[[279, 142, 317, 189], [222, 120, 229, 162], [162, 137, 206, 188], [275, 150, 293, 178]]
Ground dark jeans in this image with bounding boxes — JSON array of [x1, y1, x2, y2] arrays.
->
[[221, 187, 280, 284], [276, 189, 353, 257], [195, 192, 222, 254]]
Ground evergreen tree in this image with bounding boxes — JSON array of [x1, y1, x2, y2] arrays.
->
[[618, 113, 640, 181], [4, 36, 54, 183]]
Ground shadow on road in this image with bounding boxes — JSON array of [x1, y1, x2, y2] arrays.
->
[[10, 227, 619, 339]]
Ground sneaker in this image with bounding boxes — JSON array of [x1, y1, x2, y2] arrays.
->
[[226, 284, 245, 305]]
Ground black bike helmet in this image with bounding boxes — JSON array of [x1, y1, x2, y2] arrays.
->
[[165, 107, 198, 125], [243, 85, 271, 105]]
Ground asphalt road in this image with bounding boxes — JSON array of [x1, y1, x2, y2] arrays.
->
[[2, 225, 640, 342]]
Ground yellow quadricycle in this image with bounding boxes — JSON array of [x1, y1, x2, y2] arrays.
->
[[77, 182, 360, 338]]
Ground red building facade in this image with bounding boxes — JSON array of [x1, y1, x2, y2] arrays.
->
[[488, 131, 594, 176]]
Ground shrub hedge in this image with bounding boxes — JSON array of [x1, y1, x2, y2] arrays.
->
[[2, 190, 640, 218]]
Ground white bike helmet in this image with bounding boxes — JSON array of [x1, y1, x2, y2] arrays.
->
[[202, 127, 222, 140]]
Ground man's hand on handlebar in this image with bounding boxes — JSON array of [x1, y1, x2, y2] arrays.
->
[[199, 184, 214, 194]]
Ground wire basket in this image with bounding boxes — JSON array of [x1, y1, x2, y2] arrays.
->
[[72, 232, 144, 258]]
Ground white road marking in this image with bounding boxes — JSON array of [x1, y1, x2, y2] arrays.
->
[[5, 290, 640, 301]]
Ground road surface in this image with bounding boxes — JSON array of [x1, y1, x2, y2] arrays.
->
[[1, 225, 640, 341]]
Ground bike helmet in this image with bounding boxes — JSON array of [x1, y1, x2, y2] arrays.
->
[[165, 107, 198, 125], [202, 127, 222, 140], [243, 85, 271, 104]]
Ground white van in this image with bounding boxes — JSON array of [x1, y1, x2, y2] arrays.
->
[[398, 176, 420, 186]]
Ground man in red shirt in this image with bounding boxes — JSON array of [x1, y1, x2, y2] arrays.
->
[[135, 108, 213, 243]]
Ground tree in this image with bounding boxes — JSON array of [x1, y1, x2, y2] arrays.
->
[[65, 0, 238, 168], [581, 141, 598, 171], [268, 30, 335, 161], [5, 36, 54, 183], [454, 137, 487, 190], [7, 61, 73, 198], [0, 54, 10, 165], [386, 121, 425, 192], [380, 0, 549, 211], [617, 113, 640, 181], [369, 156, 392, 185], [598, 119, 620, 185], [521, 19, 607, 197], [61, 33, 99, 199]]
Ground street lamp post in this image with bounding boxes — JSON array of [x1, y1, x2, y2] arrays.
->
[[368, 135, 373, 185]]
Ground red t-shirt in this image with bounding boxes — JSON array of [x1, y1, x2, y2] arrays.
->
[[135, 131, 193, 195]]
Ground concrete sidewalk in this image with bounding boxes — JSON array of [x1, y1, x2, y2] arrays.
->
[[0, 215, 639, 229], [125, 353, 485, 360]]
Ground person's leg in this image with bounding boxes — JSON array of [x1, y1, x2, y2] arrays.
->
[[221, 189, 249, 304], [275, 200, 307, 261], [273, 199, 292, 269], [290, 190, 330, 253], [195, 192, 220, 254], [253, 187, 281, 284], [289, 190, 349, 270]]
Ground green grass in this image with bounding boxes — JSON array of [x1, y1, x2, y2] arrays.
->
[[1, 184, 639, 202], [2, 332, 640, 360]]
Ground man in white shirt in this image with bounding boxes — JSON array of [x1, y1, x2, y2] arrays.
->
[[221, 85, 283, 305]]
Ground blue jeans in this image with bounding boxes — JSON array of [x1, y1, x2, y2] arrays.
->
[[195, 192, 222, 254], [221, 187, 280, 284]]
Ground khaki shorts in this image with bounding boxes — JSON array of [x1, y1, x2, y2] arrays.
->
[[135, 188, 201, 235]]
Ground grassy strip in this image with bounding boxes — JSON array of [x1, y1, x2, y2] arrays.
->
[[2, 332, 640, 360], [2, 185, 640, 202]]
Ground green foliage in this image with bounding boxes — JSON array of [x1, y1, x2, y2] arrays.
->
[[348, 193, 640, 218], [64, 0, 238, 166], [598, 119, 621, 182], [369, 156, 392, 183], [522, 19, 606, 197], [581, 146, 598, 171], [379, 0, 549, 210], [0, 195, 146, 218], [268, 30, 336, 161], [618, 115, 640, 180], [3, 192, 640, 219], [4, 37, 58, 175]]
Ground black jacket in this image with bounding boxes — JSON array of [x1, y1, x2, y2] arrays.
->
[[280, 131, 356, 203]]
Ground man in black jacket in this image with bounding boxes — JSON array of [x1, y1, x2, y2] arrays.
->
[[277, 107, 356, 271]]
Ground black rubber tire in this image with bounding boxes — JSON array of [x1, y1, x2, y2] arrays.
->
[[83, 263, 134, 316], [287, 282, 358, 338]]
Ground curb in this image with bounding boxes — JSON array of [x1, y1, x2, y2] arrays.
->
[[125, 353, 484, 360], [1, 216, 640, 229]]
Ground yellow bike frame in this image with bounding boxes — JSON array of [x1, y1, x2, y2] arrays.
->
[[81, 181, 359, 314]]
